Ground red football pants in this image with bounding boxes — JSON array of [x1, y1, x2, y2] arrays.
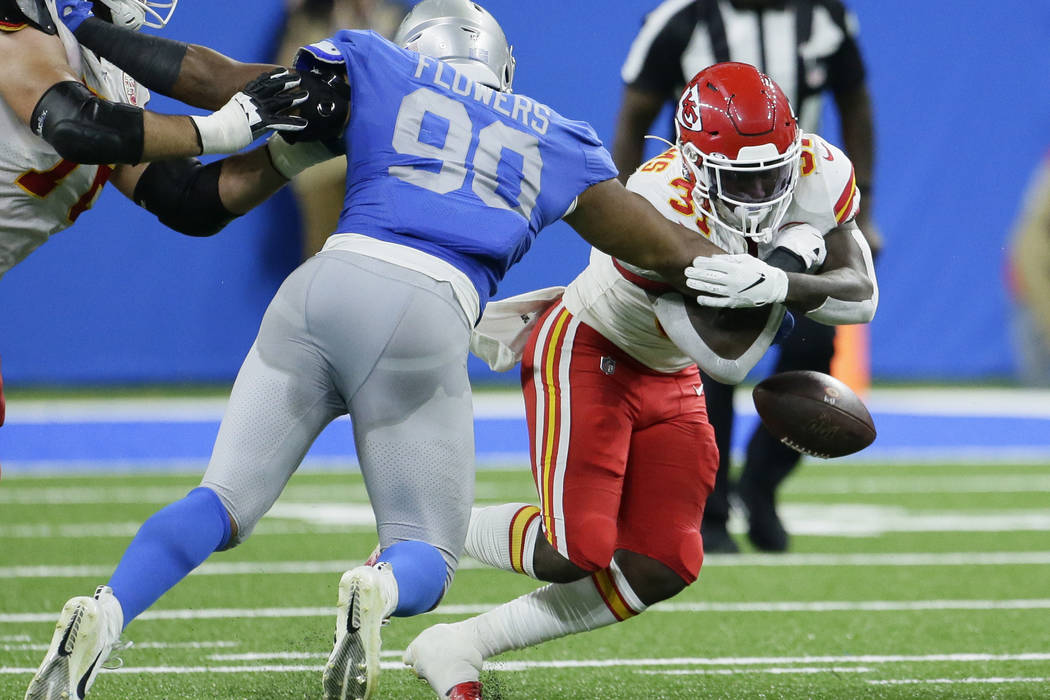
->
[[520, 302, 719, 582]]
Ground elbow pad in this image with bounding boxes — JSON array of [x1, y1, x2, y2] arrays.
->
[[133, 158, 236, 237], [31, 81, 144, 164]]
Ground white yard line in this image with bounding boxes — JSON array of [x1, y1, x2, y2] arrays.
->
[[3, 640, 238, 651], [6, 599, 1050, 624], [5, 550, 1050, 580], [868, 677, 1050, 686], [4, 652, 1050, 678]]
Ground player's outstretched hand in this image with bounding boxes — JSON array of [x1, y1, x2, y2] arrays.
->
[[55, 0, 94, 32], [280, 70, 351, 146], [192, 68, 309, 155], [687, 254, 788, 308], [239, 68, 311, 137]]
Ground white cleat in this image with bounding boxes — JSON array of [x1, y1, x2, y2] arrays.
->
[[322, 565, 392, 700], [25, 586, 123, 700], [403, 623, 484, 698]]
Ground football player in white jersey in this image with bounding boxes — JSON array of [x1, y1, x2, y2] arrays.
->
[[403, 62, 878, 699], [0, 0, 350, 426]]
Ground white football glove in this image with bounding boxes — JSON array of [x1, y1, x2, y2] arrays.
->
[[686, 254, 789, 308]]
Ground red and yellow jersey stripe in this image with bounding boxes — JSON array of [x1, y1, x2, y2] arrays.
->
[[834, 165, 858, 224], [508, 505, 540, 575], [592, 568, 642, 622]]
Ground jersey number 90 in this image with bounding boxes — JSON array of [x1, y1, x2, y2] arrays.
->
[[390, 88, 542, 220]]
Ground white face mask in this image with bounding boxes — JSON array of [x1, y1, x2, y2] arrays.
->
[[99, 0, 179, 30], [678, 134, 802, 244]]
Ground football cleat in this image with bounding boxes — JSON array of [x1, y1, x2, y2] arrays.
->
[[25, 586, 123, 700], [701, 521, 740, 555], [738, 481, 789, 553], [448, 681, 484, 699], [322, 565, 391, 700], [403, 623, 484, 698]]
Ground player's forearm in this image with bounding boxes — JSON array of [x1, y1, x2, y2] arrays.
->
[[140, 112, 205, 161], [568, 179, 724, 293], [789, 226, 878, 324], [784, 267, 873, 310], [128, 150, 284, 238], [218, 147, 289, 214], [74, 17, 277, 110], [176, 46, 279, 111]]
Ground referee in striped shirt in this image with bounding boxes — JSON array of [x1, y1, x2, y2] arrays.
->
[[612, 0, 881, 554]]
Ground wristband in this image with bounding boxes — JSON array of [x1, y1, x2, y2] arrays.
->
[[190, 94, 254, 155]]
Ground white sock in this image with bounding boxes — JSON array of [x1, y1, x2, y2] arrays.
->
[[465, 503, 542, 578], [373, 562, 399, 619], [459, 559, 648, 658]]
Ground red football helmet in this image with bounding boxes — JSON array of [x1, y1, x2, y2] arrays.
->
[[675, 62, 801, 243]]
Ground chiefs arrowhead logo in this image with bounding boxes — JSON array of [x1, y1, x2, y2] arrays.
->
[[677, 83, 702, 132]]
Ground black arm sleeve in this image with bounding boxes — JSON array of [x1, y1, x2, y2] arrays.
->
[[132, 158, 237, 237], [765, 247, 808, 274], [31, 81, 144, 164], [74, 16, 187, 94]]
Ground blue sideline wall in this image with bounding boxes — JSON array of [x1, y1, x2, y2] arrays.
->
[[0, 1, 1046, 385]]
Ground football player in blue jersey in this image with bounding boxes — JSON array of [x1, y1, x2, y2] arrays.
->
[[29, 2, 740, 699]]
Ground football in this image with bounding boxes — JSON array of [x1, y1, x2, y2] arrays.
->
[[752, 371, 876, 458]]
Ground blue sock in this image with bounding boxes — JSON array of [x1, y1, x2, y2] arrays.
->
[[108, 487, 231, 628], [378, 540, 448, 617]]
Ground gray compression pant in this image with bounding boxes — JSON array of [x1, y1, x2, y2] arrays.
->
[[200, 250, 475, 581]]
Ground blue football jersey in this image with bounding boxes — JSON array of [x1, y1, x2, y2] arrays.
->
[[295, 31, 617, 309]]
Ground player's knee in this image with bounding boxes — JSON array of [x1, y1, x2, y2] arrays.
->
[[567, 514, 619, 573], [378, 540, 451, 617], [613, 550, 691, 606], [532, 535, 591, 583]]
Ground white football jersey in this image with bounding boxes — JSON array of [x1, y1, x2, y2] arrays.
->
[[0, 6, 149, 278], [561, 134, 859, 372]]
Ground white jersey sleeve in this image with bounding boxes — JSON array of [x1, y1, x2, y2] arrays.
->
[[0, 14, 149, 278], [775, 133, 860, 238]]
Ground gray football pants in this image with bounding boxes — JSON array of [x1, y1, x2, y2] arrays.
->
[[200, 250, 475, 580]]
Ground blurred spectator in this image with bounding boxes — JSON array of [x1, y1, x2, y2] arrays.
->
[[275, 0, 409, 259], [613, 0, 880, 553], [1007, 152, 1050, 386]]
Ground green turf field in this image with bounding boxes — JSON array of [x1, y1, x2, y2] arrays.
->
[[3, 462, 1050, 699]]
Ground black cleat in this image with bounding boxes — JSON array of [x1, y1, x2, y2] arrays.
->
[[701, 522, 740, 554]]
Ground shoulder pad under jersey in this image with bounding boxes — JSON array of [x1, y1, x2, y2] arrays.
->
[[790, 133, 860, 232], [1, 0, 55, 34], [294, 39, 347, 72], [626, 148, 693, 218]]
